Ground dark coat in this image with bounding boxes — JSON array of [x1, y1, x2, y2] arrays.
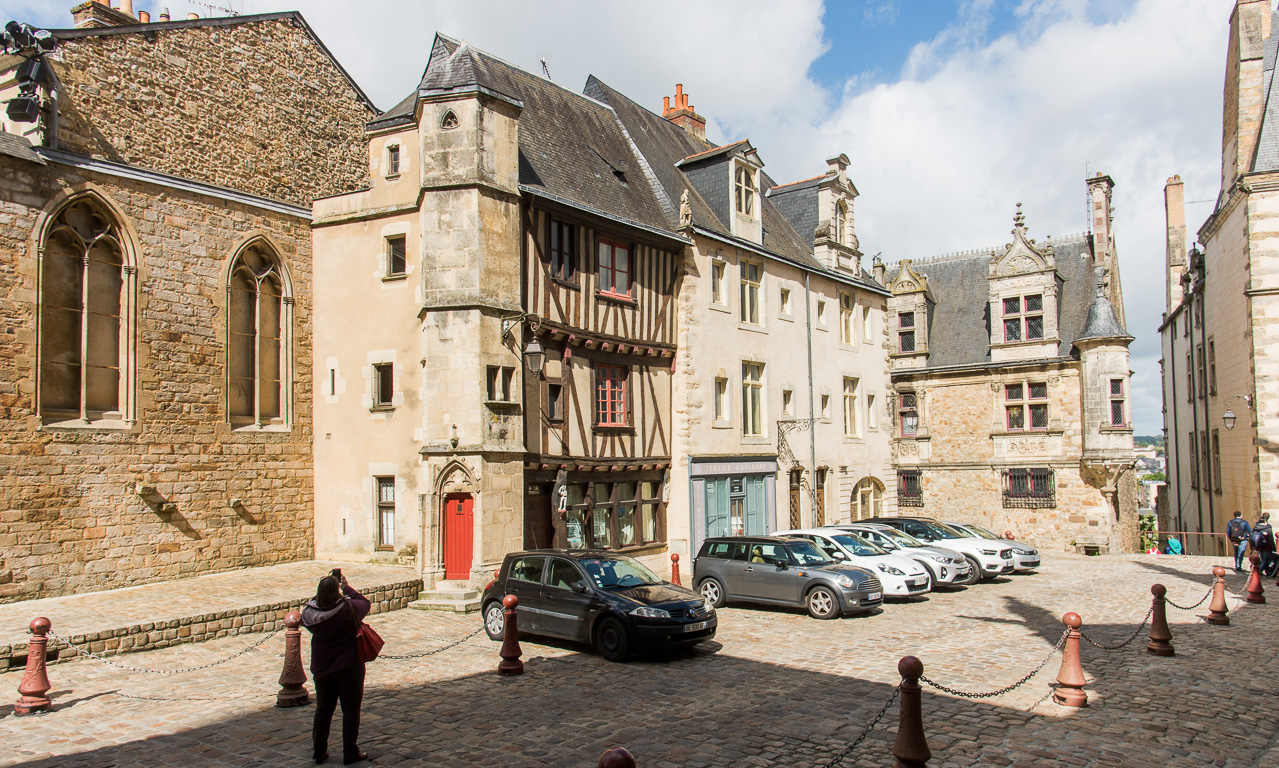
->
[[301, 586, 370, 678]]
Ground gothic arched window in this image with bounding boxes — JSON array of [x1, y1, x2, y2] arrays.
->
[[40, 195, 135, 423], [227, 241, 292, 427]]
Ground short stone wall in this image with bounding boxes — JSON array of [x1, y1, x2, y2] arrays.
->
[[1, 578, 422, 671]]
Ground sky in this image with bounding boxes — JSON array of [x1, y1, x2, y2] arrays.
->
[[1, 0, 1239, 435]]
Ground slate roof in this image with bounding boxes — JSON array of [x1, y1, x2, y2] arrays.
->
[[767, 181, 820, 247], [1252, 10, 1279, 173], [899, 234, 1106, 369], [1078, 294, 1132, 341], [0, 130, 45, 165]]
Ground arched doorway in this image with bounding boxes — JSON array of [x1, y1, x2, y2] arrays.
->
[[443, 493, 474, 580], [852, 477, 884, 520]]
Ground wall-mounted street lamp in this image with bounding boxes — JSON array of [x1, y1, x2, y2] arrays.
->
[[1222, 394, 1253, 430], [501, 311, 544, 376]]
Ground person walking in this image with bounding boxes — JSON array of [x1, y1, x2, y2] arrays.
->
[[302, 570, 371, 765], [1254, 513, 1277, 578], [1227, 511, 1252, 572]]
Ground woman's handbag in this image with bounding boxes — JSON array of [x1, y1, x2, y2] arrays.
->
[[346, 597, 384, 663]]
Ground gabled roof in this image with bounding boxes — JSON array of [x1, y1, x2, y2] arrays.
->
[[50, 11, 378, 114], [896, 233, 1102, 369], [0, 131, 44, 165]]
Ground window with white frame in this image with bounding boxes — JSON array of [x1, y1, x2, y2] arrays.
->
[[1002, 294, 1044, 342], [710, 260, 727, 306], [713, 376, 729, 422], [735, 165, 756, 216], [742, 362, 764, 436], [840, 293, 855, 345], [867, 393, 878, 429], [740, 262, 762, 325], [862, 305, 872, 343], [833, 201, 847, 245], [843, 377, 860, 437]]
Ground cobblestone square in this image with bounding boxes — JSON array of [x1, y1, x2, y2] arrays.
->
[[0, 553, 1273, 767]]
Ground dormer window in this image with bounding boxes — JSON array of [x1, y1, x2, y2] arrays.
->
[[1002, 295, 1043, 342], [834, 201, 847, 245], [735, 165, 755, 216], [898, 312, 916, 352]]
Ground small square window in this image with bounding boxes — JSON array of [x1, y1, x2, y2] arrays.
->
[[373, 363, 394, 407], [387, 236, 406, 277]]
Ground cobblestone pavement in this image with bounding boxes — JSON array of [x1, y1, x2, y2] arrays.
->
[[0, 553, 1271, 767]]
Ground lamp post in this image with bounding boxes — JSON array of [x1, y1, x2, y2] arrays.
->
[[1221, 394, 1252, 430]]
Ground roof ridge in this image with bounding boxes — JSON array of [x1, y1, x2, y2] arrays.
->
[[681, 139, 746, 163], [907, 230, 1091, 266], [768, 173, 826, 191]]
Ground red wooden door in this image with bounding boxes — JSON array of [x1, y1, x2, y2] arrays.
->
[[443, 494, 474, 581]]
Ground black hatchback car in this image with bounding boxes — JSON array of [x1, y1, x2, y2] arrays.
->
[[481, 549, 716, 662]]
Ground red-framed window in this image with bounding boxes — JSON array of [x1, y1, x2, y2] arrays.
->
[[594, 364, 629, 426], [1002, 295, 1043, 342], [898, 311, 916, 353], [1109, 379, 1126, 427], [597, 239, 631, 298], [1005, 382, 1047, 431], [899, 393, 918, 437]]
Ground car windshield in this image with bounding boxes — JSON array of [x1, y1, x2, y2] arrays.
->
[[579, 556, 664, 588], [965, 524, 1000, 539], [786, 541, 834, 565], [831, 534, 886, 556], [876, 527, 926, 548], [921, 521, 967, 539]]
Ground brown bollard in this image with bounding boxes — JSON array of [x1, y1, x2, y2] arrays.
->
[[1207, 566, 1230, 626], [1146, 584, 1174, 657], [14, 617, 52, 715], [670, 553, 682, 586], [276, 610, 309, 708], [599, 747, 637, 768], [1052, 612, 1087, 708], [497, 594, 524, 676], [892, 656, 931, 768], [1245, 553, 1266, 604]]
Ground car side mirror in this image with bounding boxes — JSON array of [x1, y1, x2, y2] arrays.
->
[[775, 561, 789, 570], [570, 580, 587, 593], [831, 551, 848, 561]]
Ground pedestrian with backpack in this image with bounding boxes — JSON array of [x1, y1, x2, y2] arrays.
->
[[1227, 511, 1252, 572], [1251, 513, 1276, 577]]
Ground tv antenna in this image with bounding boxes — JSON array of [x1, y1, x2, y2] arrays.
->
[[192, 1, 240, 17]]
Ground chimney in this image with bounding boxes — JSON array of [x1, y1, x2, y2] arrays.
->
[[119, 0, 133, 15], [159, 8, 170, 21], [138, 10, 149, 22], [1164, 175, 1187, 310], [70, 0, 138, 27], [1222, 0, 1271, 192], [661, 84, 707, 141], [187, 12, 199, 20], [872, 256, 886, 286], [1087, 172, 1124, 328]]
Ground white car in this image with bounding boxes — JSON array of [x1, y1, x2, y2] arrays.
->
[[945, 522, 1041, 572], [776, 528, 932, 598], [830, 523, 974, 586], [864, 518, 1015, 581]]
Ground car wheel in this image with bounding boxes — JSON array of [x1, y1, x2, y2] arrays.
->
[[595, 616, 632, 662], [698, 577, 726, 608], [962, 556, 985, 583], [806, 585, 840, 619], [482, 600, 506, 641]]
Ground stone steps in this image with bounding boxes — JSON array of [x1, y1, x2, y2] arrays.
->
[[408, 585, 483, 614]]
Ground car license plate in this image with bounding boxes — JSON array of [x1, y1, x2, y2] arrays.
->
[[867, 592, 881, 601], [910, 578, 927, 586], [684, 621, 708, 633]]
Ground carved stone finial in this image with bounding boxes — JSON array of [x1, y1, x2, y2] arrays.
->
[[679, 189, 692, 228], [1012, 202, 1026, 233]]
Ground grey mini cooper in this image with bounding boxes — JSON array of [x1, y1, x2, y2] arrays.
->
[[693, 536, 884, 619]]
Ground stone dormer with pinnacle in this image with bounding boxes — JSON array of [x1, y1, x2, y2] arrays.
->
[[886, 259, 934, 371], [812, 154, 862, 274], [988, 203, 1063, 363]]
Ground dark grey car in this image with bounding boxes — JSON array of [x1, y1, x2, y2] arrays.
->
[[693, 536, 884, 619]]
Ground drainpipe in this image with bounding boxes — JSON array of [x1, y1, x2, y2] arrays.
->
[[804, 272, 818, 523]]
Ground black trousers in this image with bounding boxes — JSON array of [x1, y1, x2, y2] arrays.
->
[[312, 663, 365, 760]]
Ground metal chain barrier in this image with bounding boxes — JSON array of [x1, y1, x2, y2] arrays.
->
[[816, 683, 901, 768], [1166, 586, 1214, 610], [1079, 605, 1154, 651], [47, 628, 282, 674], [920, 629, 1067, 699], [379, 625, 484, 660]]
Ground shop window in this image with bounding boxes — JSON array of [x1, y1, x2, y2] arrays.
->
[[563, 481, 662, 551]]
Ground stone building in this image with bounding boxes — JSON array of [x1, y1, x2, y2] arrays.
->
[[0, 5, 373, 601], [588, 81, 894, 561], [1160, 0, 1279, 555], [884, 176, 1138, 554]]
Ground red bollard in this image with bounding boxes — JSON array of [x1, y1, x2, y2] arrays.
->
[[599, 747, 637, 768], [276, 610, 309, 708], [1207, 566, 1230, 626], [1146, 584, 1174, 657], [1246, 553, 1266, 604], [670, 553, 681, 586], [497, 595, 524, 676], [892, 656, 931, 768], [14, 617, 52, 715], [1052, 612, 1087, 708]]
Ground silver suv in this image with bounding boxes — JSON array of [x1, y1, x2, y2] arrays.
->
[[693, 536, 884, 619]]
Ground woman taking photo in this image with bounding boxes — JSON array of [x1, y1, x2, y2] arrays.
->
[[302, 569, 370, 764]]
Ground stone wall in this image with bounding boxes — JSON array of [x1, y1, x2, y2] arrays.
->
[[49, 16, 372, 207], [0, 163, 315, 602]]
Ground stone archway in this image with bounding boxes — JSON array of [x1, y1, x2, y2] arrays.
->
[[851, 476, 885, 520]]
